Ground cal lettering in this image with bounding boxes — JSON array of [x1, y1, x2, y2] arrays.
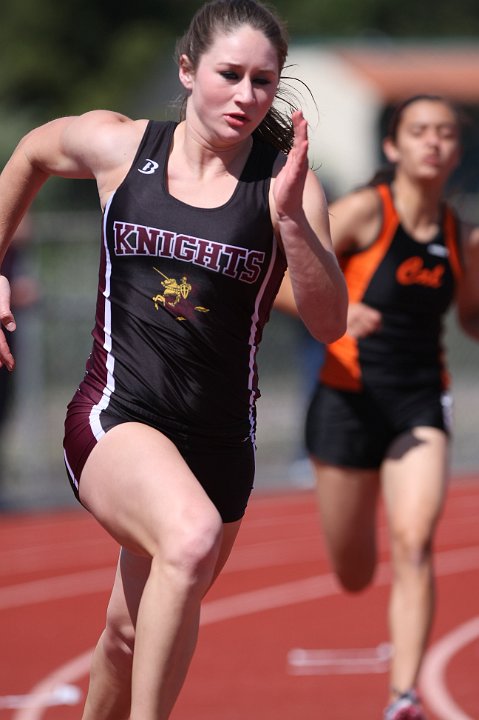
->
[[396, 257, 445, 288]]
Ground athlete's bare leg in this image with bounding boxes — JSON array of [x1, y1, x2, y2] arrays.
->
[[382, 427, 449, 700], [312, 459, 381, 591], [77, 422, 242, 720], [80, 551, 148, 720]]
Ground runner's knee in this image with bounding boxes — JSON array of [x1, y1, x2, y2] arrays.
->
[[157, 511, 224, 593], [391, 524, 433, 570]]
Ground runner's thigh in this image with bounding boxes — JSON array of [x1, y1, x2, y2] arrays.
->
[[382, 427, 449, 539], [79, 421, 222, 557]]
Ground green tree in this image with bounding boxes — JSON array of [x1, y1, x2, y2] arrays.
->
[[2, 0, 479, 206], [2, 0, 479, 125], [275, 0, 479, 37], [0, 0, 199, 204], [0, 0, 199, 119]]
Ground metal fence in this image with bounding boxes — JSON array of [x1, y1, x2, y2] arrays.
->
[[1, 209, 478, 511]]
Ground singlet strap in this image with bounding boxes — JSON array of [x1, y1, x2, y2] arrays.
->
[[375, 183, 399, 239], [344, 184, 398, 304]]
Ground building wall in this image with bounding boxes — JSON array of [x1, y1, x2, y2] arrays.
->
[[288, 41, 479, 199], [287, 45, 382, 196]]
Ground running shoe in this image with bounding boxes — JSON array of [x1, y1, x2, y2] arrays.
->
[[384, 690, 426, 720]]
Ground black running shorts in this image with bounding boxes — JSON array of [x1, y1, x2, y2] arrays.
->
[[305, 382, 451, 470], [63, 391, 256, 523]]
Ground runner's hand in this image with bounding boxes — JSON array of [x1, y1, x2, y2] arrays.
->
[[347, 302, 382, 339], [0, 275, 16, 370], [273, 111, 309, 221]]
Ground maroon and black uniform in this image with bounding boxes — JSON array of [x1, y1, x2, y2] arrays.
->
[[64, 121, 286, 520], [306, 183, 463, 468]]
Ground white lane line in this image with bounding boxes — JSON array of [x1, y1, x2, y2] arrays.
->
[[0, 567, 115, 610], [0, 685, 81, 710], [420, 616, 479, 720], [3, 486, 476, 578], [1, 546, 478, 611], [201, 573, 340, 624], [10, 572, 345, 719], [287, 643, 393, 675], [13, 652, 92, 720], [6, 546, 479, 718]]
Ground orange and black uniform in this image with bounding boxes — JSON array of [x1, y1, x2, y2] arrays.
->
[[306, 183, 463, 468]]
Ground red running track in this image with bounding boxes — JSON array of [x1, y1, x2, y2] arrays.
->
[[0, 475, 478, 720]]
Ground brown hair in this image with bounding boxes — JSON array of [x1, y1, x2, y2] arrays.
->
[[175, 0, 296, 153]]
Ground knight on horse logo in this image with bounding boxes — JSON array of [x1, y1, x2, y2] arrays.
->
[[152, 267, 209, 320]]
